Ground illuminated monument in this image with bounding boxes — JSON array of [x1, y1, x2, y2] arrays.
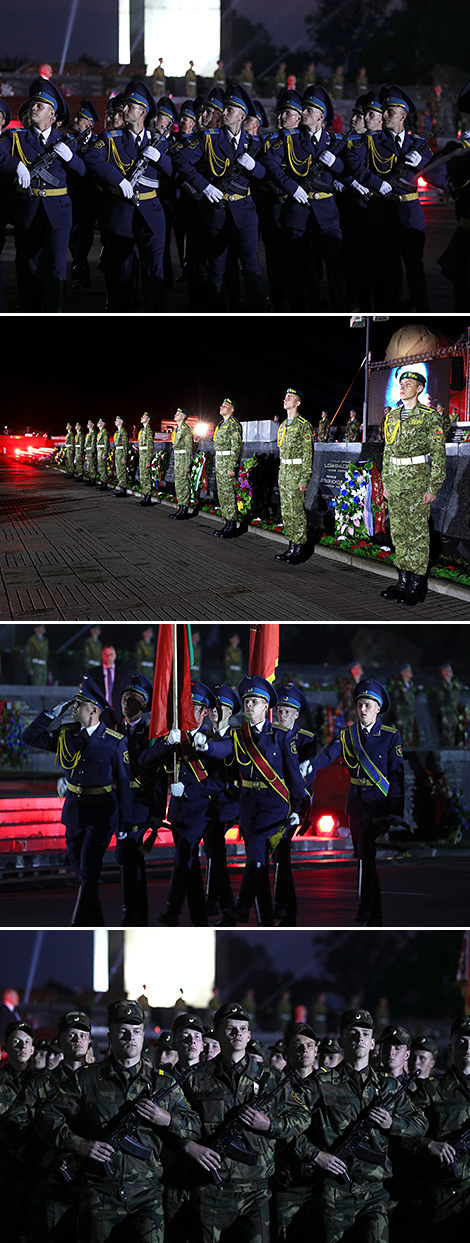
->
[[119, 0, 221, 78]]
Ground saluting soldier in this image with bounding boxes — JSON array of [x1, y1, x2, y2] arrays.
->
[[113, 414, 129, 496], [433, 662, 463, 747], [136, 410, 155, 507], [169, 407, 194, 520], [22, 673, 133, 927], [84, 418, 97, 484], [390, 663, 416, 748], [65, 422, 75, 475], [275, 387, 313, 565], [74, 421, 84, 478], [380, 370, 447, 607], [96, 417, 109, 490], [213, 396, 243, 539], [23, 625, 48, 685], [82, 625, 102, 672]]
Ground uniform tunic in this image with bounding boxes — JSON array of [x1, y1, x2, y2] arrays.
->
[[114, 426, 129, 488], [96, 428, 109, 483], [172, 422, 194, 506], [65, 429, 75, 472], [84, 428, 97, 480], [23, 633, 49, 685], [74, 429, 84, 475], [382, 401, 446, 574], [277, 414, 313, 545], [138, 425, 155, 495], [214, 415, 243, 521]]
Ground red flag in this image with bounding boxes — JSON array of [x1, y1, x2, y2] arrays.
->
[[150, 624, 196, 738], [456, 931, 470, 1014], [248, 624, 279, 683]]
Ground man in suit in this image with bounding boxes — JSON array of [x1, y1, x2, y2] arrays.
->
[[93, 645, 125, 725]]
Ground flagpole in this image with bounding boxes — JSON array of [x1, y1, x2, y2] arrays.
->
[[172, 623, 179, 783]]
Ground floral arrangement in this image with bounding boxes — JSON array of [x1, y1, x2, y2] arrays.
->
[[0, 701, 29, 769], [150, 448, 170, 496], [331, 460, 386, 541], [236, 456, 257, 518], [190, 452, 210, 504], [53, 447, 67, 471]]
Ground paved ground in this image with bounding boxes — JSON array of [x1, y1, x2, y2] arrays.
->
[[1, 460, 468, 620], [0, 856, 467, 927], [0, 198, 457, 313]]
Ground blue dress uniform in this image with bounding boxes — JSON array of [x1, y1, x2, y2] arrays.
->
[[114, 674, 165, 927], [307, 679, 404, 926], [172, 83, 267, 309], [22, 675, 133, 927], [82, 80, 173, 310], [272, 684, 316, 925], [0, 79, 85, 311], [202, 684, 241, 919], [259, 89, 304, 310], [67, 98, 102, 289], [261, 85, 346, 310]]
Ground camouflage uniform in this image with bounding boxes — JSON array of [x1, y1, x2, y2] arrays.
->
[[185, 67, 197, 98], [317, 416, 330, 442], [23, 633, 48, 685], [415, 1066, 470, 1239], [83, 635, 102, 671], [172, 422, 194, 507], [277, 413, 313, 545], [433, 674, 462, 746], [36, 1055, 198, 1243], [134, 638, 155, 677], [214, 415, 243, 521], [114, 426, 129, 489], [84, 427, 97, 482], [382, 402, 447, 575], [0, 1057, 35, 1243], [138, 424, 155, 496], [74, 428, 84, 477], [224, 643, 243, 685], [344, 416, 362, 443], [96, 427, 109, 485], [390, 676, 417, 748], [65, 428, 75, 473], [272, 1069, 319, 1243]]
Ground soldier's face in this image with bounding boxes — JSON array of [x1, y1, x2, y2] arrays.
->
[[109, 1022, 145, 1064], [277, 705, 299, 729], [74, 115, 92, 133], [217, 1019, 251, 1060], [283, 393, 300, 415], [409, 1049, 435, 1078], [180, 114, 196, 134], [441, 666, 453, 681], [192, 702, 208, 727], [356, 698, 380, 728], [384, 105, 407, 132], [46, 1049, 63, 1069], [174, 1027, 204, 1061], [350, 112, 366, 133], [71, 698, 99, 727], [452, 1035, 470, 1074], [243, 696, 269, 726], [59, 1026, 90, 1058], [220, 402, 234, 418], [301, 104, 324, 130], [141, 414, 150, 426], [31, 100, 56, 130], [280, 108, 300, 129], [121, 690, 145, 720], [321, 1051, 343, 1068], [401, 667, 412, 682], [123, 101, 146, 128], [270, 1051, 286, 1071], [399, 378, 423, 403], [381, 1041, 409, 1075], [223, 104, 245, 132], [155, 112, 171, 133], [365, 109, 382, 131], [287, 1034, 318, 1072], [158, 1047, 178, 1067], [340, 1025, 375, 1064], [243, 116, 259, 135], [202, 1037, 221, 1061], [6, 1031, 34, 1068], [32, 1048, 48, 1069], [175, 410, 186, 426]]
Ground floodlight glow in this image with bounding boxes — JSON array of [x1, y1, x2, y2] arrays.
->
[[143, 0, 220, 77], [93, 930, 109, 992], [195, 423, 209, 436], [316, 814, 336, 836], [124, 929, 216, 1007]]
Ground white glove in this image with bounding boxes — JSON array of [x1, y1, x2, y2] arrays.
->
[[143, 146, 160, 163], [16, 162, 31, 188], [119, 178, 134, 199], [461, 130, 470, 140], [203, 183, 224, 203], [404, 149, 421, 167], [193, 731, 209, 751], [299, 759, 313, 780], [319, 149, 335, 167], [167, 728, 181, 745], [351, 179, 369, 197], [379, 181, 393, 195], [237, 152, 255, 171], [170, 782, 185, 797], [333, 179, 344, 192], [293, 185, 309, 204], [288, 812, 300, 827], [44, 700, 72, 720], [54, 141, 73, 162]]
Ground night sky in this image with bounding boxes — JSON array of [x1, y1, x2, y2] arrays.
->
[[3, 317, 468, 438]]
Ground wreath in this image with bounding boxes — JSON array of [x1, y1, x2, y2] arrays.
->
[[332, 460, 386, 541], [0, 701, 29, 769]]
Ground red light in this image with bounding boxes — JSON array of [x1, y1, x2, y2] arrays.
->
[[417, 177, 427, 188], [317, 814, 336, 836]]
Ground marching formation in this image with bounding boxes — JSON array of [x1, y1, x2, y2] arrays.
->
[[1, 997, 469, 1243], [1, 73, 468, 312]]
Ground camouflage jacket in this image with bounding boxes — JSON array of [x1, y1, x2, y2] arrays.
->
[[390, 678, 417, 722], [172, 422, 194, 471], [138, 426, 155, 461], [382, 402, 446, 496], [213, 416, 243, 474], [114, 427, 129, 456], [433, 677, 462, 719], [414, 1067, 470, 1184], [0, 1061, 36, 1175], [277, 414, 313, 487], [23, 635, 48, 677]]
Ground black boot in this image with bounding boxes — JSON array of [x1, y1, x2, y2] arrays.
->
[[380, 568, 410, 600], [284, 544, 305, 565], [136, 494, 152, 507], [254, 865, 275, 926], [113, 487, 127, 497], [174, 506, 190, 520], [397, 573, 427, 607], [97, 482, 108, 491], [187, 858, 209, 926], [70, 883, 103, 927], [219, 521, 237, 540], [273, 841, 298, 925], [275, 542, 294, 562], [157, 863, 187, 926], [214, 520, 230, 537], [232, 860, 262, 922], [120, 862, 149, 927], [169, 506, 184, 519]]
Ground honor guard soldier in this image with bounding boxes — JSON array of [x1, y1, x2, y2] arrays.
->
[[390, 663, 416, 748], [213, 60, 226, 88], [83, 79, 174, 311], [116, 673, 161, 926], [213, 397, 243, 539], [438, 81, 470, 309], [169, 407, 194, 520], [194, 675, 309, 927], [344, 408, 362, 442], [260, 87, 302, 311], [0, 77, 86, 311], [65, 422, 75, 475], [23, 625, 48, 685], [275, 387, 313, 565], [272, 683, 316, 924], [433, 662, 463, 746], [185, 61, 197, 98], [134, 627, 155, 676], [96, 417, 109, 489], [306, 678, 404, 926], [136, 410, 155, 506], [36, 999, 198, 1243], [84, 418, 97, 484], [203, 683, 242, 921], [152, 58, 166, 93], [380, 370, 447, 607], [113, 414, 129, 495], [82, 625, 102, 672], [74, 421, 84, 478], [22, 673, 133, 927], [317, 409, 331, 441], [224, 633, 243, 684], [68, 97, 101, 289]]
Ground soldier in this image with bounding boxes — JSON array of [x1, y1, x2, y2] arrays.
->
[[74, 421, 84, 479], [241, 61, 255, 93], [84, 418, 97, 485], [390, 662, 416, 747], [344, 408, 362, 441], [112, 414, 129, 496], [380, 1024, 411, 1079], [82, 625, 102, 672], [433, 661, 462, 746], [275, 63, 287, 96], [185, 61, 197, 99], [306, 678, 404, 925], [380, 370, 447, 606], [317, 409, 331, 441], [414, 1014, 470, 1240], [202, 1029, 221, 1062], [64, 422, 75, 475], [272, 683, 316, 924], [136, 410, 155, 507], [213, 60, 226, 88], [259, 87, 303, 311], [300, 63, 316, 93], [337, 660, 364, 726], [163, 1013, 205, 1243], [331, 65, 345, 98], [213, 396, 243, 539], [134, 626, 155, 676], [22, 673, 133, 926], [116, 673, 161, 926], [67, 97, 101, 291], [169, 407, 194, 520], [318, 1036, 343, 1068], [203, 683, 241, 920], [152, 58, 166, 94], [224, 633, 243, 684], [408, 1034, 438, 1080], [0, 1019, 35, 1243], [275, 387, 314, 565], [356, 66, 369, 94], [37, 999, 198, 1243], [23, 625, 48, 685], [95, 417, 109, 490], [194, 675, 308, 927], [272, 1020, 319, 1243]]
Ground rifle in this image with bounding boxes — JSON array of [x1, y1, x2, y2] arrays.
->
[[125, 129, 170, 204], [327, 1069, 420, 1184], [383, 129, 443, 199], [28, 127, 93, 192], [209, 1067, 296, 1184], [60, 1060, 200, 1184], [436, 1119, 470, 1184]]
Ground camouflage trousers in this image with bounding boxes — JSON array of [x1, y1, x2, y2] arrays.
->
[[86, 451, 97, 481], [193, 1181, 271, 1243], [386, 466, 431, 575], [97, 451, 108, 484], [438, 715, 458, 747], [175, 464, 191, 507], [115, 448, 128, 488], [163, 1185, 192, 1243], [66, 449, 74, 471], [79, 1184, 164, 1243], [75, 451, 84, 475], [315, 1181, 389, 1243], [139, 454, 153, 495], [426, 1177, 470, 1239], [272, 1186, 314, 1243], [216, 468, 238, 521], [394, 715, 414, 748], [278, 472, 307, 544]]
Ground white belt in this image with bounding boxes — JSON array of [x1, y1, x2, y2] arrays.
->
[[389, 454, 430, 466], [174, 449, 187, 454], [115, 446, 125, 452], [216, 450, 231, 456], [32, 658, 46, 664], [281, 458, 303, 465], [141, 661, 153, 667]]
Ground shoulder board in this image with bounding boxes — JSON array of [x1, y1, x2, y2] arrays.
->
[[206, 128, 219, 135], [108, 128, 122, 137], [299, 729, 315, 739], [273, 722, 288, 732], [105, 727, 124, 739], [297, 416, 310, 426], [381, 724, 398, 733]]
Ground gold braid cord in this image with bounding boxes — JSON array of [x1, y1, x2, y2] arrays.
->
[[55, 730, 81, 772], [204, 134, 230, 178], [383, 411, 401, 446], [367, 135, 396, 174], [286, 134, 312, 176]]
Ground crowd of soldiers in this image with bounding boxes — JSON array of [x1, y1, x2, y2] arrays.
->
[[1, 71, 469, 312], [1, 993, 470, 1242]]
